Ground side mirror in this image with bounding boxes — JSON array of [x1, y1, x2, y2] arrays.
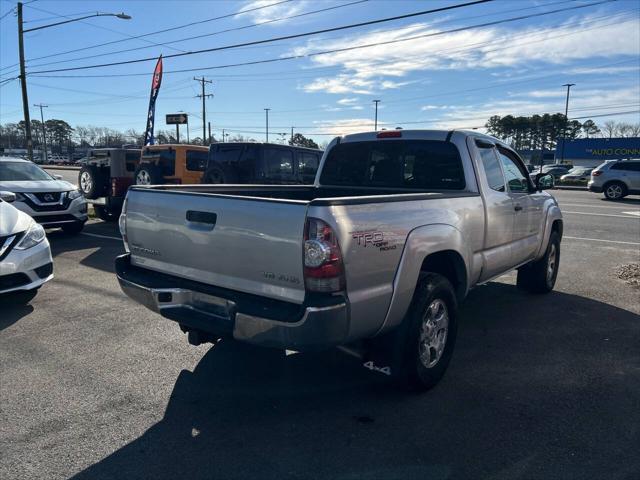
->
[[0, 191, 17, 203], [535, 173, 554, 191], [52, 174, 63, 180]]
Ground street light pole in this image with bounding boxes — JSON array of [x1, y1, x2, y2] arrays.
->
[[265, 108, 271, 143], [373, 99, 381, 131], [34, 103, 48, 163], [16, 4, 131, 162], [559, 83, 575, 164], [17, 3, 33, 162]]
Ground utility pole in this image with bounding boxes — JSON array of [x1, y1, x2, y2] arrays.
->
[[373, 99, 381, 131], [290, 126, 294, 144], [222, 128, 225, 142], [264, 108, 270, 143], [17, 2, 33, 162], [208, 121, 211, 144], [559, 83, 575, 164], [33, 103, 47, 163], [194, 77, 213, 145]]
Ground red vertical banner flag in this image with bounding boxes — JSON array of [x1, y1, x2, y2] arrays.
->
[[143, 55, 163, 146]]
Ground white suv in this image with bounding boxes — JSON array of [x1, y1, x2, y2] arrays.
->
[[0, 191, 53, 304], [588, 160, 640, 200], [0, 157, 88, 233]]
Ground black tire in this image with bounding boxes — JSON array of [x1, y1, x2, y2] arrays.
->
[[61, 221, 85, 235], [1, 289, 38, 305], [202, 167, 225, 184], [78, 165, 105, 199], [394, 273, 458, 392], [603, 181, 627, 201], [517, 231, 560, 294], [93, 204, 119, 222], [134, 164, 164, 185]]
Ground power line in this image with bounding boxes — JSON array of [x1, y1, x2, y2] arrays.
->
[[27, 0, 496, 74], [28, 0, 620, 79], [24, 0, 369, 70], [7, 0, 295, 69]]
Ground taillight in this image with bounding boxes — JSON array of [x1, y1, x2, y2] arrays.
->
[[119, 197, 129, 252], [592, 170, 602, 176], [303, 217, 345, 292]]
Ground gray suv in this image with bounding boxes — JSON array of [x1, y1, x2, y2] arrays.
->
[[588, 160, 640, 200]]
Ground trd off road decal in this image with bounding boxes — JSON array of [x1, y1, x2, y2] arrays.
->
[[351, 231, 398, 252]]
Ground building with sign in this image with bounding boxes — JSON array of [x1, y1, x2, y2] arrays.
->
[[555, 137, 640, 167]]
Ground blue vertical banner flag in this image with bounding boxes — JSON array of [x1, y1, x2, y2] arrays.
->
[[143, 55, 163, 146]]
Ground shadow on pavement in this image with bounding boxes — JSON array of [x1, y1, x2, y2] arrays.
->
[[0, 303, 33, 331], [47, 221, 123, 274], [71, 283, 640, 480], [599, 196, 640, 205]]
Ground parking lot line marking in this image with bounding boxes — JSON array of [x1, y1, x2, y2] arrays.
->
[[623, 211, 640, 217], [564, 236, 640, 246], [562, 211, 640, 219], [559, 203, 640, 211], [81, 232, 122, 241]]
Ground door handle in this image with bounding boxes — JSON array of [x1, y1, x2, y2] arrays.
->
[[186, 210, 217, 224], [514, 204, 523, 212]]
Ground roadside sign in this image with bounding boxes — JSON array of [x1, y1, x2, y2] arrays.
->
[[166, 113, 188, 125]]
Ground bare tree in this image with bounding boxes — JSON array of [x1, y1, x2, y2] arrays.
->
[[601, 120, 617, 139]]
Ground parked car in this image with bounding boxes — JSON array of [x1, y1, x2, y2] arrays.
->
[[588, 159, 640, 200], [134, 144, 209, 186], [78, 148, 141, 221], [202, 143, 323, 184], [0, 190, 53, 304], [559, 167, 594, 186], [539, 164, 571, 181], [0, 157, 87, 233], [116, 129, 562, 391]]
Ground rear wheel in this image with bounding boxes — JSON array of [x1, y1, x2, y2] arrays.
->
[[93, 205, 119, 222], [394, 273, 458, 392], [134, 164, 164, 185], [78, 165, 105, 199], [202, 167, 225, 184], [603, 181, 627, 200], [517, 231, 560, 293]]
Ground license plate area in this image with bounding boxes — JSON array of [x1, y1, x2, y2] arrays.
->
[[153, 288, 237, 320]]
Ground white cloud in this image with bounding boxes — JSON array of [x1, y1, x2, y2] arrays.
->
[[337, 97, 358, 106], [292, 13, 640, 95], [312, 118, 383, 135], [567, 65, 640, 75], [237, 0, 308, 24]]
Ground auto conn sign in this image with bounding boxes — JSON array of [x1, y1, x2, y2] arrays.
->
[[557, 137, 640, 160]]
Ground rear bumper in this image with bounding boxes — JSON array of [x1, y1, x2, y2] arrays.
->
[[587, 181, 602, 193], [115, 254, 350, 350]]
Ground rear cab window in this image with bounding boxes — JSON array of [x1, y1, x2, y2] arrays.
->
[[186, 150, 208, 171], [320, 140, 465, 190], [263, 147, 295, 182], [298, 151, 320, 183]]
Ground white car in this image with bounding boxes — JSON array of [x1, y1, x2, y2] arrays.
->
[[0, 191, 53, 304], [0, 157, 87, 233]]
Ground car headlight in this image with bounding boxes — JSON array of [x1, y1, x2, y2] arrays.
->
[[67, 189, 82, 200], [15, 222, 46, 250]]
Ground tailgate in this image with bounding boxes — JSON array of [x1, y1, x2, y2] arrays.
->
[[125, 189, 308, 304]]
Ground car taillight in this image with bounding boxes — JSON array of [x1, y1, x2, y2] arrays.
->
[[303, 217, 345, 292], [119, 197, 129, 252], [592, 170, 602, 176]]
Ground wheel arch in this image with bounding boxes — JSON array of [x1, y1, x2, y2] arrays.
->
[[376, 223, 472, 336]]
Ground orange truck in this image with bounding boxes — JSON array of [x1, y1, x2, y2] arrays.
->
[[134, 144, 209, 185]]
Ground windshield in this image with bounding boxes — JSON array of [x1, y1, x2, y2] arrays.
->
[[0, 162, 54, 181], [320, 140, 466, 190]]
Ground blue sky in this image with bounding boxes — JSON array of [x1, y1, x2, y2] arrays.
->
[[0, 0, 638, 144]]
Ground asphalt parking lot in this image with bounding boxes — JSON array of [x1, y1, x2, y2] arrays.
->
[[1, 189, 639, 480]]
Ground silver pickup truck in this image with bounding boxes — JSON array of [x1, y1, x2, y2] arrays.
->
[[116, 130, 562, 390]]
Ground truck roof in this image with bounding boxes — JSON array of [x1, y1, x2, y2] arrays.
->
[[338, 129, 509, 148]]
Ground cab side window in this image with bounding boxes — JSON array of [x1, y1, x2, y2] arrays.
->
[[478, 146, 505, 192], [298, 152, 319, 183], [497, 148, 529, 193]]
